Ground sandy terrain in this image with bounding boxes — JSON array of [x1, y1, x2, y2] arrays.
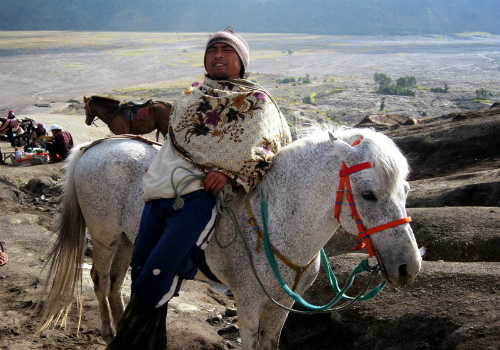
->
[[1, 31, 499, 124], [0, 31, 499, 349]]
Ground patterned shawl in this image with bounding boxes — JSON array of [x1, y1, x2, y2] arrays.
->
[[169, 78, 291, 192]]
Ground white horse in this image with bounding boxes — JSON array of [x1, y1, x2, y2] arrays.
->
[[38, 128, 421, 349]]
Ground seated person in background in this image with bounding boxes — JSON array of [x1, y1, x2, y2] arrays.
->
[[29, 123, 50, 148], [0, 110, 23, 147], [0, 250, 7, 266], [46, 124, 74, 161], [0, 241, 7, 266]]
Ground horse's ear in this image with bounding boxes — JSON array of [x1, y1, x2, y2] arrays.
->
[[328, 131, 337, 143], [83, 96, 88, 103], [330, 134, 355, 160]]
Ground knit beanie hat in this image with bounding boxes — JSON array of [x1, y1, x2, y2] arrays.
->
[[204, 28, 250, 73]]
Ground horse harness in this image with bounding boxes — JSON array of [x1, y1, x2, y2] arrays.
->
[[334, 139, 412, 269], [244, 138, 412, 291], [85, 97, 121, 126], [245, 196, 319, 292], [85, 97, 153, 133], [122, 100, 153, 133]]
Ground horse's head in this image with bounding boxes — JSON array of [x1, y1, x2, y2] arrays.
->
[[330, 130, 421, 286], [84, 96, 95, 125]]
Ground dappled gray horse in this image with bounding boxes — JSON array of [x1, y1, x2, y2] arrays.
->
[[38, 127, 421, 349]]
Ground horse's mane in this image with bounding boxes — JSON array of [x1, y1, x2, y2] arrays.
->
[[260, 125, 409, 196], [91, 95, 120, 105]]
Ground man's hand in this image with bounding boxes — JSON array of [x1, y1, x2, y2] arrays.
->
[[202, 171, 231, 194]]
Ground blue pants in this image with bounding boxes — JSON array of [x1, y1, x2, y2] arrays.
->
[[131, 190, 216, 307]]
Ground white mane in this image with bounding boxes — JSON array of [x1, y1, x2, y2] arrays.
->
[[262, 125, 409, 195]]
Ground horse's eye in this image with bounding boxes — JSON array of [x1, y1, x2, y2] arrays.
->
[[362, 191, 377, 201]]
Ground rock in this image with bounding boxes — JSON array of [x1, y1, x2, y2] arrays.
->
[[356, 113, 416, 131], [24, 177, 52, 193], [284, 257, 500, 350], [225, 307, 237, 317], [409, 207, 500, 262], [408, 169, 500, 207], [385, 106, 500, 180], [167, 318, 225, 350]]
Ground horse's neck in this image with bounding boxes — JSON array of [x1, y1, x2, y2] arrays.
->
[[262, 140, 342, 264], [93, 99, 119, 121]]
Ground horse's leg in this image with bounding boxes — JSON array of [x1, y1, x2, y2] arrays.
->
[[232, 295, 262, 350], [108, 233, 134, 332], [257, 301, 293, 349], [151, 103, 170, 140], [90, 235, 119, 344]]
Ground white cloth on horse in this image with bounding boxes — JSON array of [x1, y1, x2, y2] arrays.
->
[[142, 134, 204, 201]]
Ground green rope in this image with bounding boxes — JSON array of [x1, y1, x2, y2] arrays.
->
[[169, 168, 386, 313], [170, 167, 239, 248], [260, 188, 387, 310]]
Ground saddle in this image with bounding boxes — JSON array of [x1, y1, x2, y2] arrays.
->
[[80, 134, 162, 153], [122, 99, 153, 122]]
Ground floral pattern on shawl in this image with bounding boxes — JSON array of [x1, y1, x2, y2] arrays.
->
[[169, 78, 291, 192]]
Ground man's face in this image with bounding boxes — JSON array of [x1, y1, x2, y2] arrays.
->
[[205, 43, 242, 80]]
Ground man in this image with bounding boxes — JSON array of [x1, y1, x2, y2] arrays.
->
[[45, 124, 73, 161], [29, 123, 49, 148], [107, 28, 291, 349]]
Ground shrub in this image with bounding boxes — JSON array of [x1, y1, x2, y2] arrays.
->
[[379, 97, 386, 111], [302, 74, 312, 84], [430, 83, 449, 93], [277, 74, 312, 84], [374, 73, 392, 87], [277, 77, 296, 84], [476, 88, 492, 99], [303, 93, 317, 104], [396, 76, 417, 88], [378, 84, 415, 97]]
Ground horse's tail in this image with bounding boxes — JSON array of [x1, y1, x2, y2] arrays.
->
[[36, 144, 90, 336]]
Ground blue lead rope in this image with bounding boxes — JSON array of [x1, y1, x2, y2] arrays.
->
[[261, 189, 387, 311]]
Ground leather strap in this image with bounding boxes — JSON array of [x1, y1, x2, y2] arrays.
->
[[245, 195, 319, 291]]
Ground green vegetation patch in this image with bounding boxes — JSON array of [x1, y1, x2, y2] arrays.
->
[[277, 74, 312, 85], [374, 73, 416, 97], [430, 84, 450, 93], [303, 92, 317, 104]]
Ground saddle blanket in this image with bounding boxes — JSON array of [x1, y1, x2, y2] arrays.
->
[[123, 100, 152, 123]]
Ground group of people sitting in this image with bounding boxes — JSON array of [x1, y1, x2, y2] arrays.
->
[[28, 122, 74, 161], [0, 109, 74, 163]]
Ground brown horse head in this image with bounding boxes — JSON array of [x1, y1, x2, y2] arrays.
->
[[84, 96, 95, 125], [84, 96, 121, 126]]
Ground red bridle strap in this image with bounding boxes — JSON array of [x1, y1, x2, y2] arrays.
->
[[339, 162, 372, 177], [356, 217, 412, 256], [333, 140, 411, 257]]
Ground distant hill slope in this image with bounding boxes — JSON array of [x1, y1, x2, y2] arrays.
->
[[1, 0, 499, 35]]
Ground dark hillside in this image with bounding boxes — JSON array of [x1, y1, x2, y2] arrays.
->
[[1, 0, 499, 35]]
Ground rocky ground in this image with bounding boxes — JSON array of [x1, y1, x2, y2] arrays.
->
[[1, 32, 499, 349], [0, 105, 499, 349]]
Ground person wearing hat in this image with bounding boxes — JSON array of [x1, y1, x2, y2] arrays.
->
[[107, 28, 291, 349], [45, 124, 74, 161], [29, 123, 49, 148]]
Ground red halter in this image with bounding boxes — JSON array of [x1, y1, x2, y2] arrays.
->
[[333, 140, 412, 257]]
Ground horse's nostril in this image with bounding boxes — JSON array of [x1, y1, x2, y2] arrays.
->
[[399, 264, 408, 278]]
